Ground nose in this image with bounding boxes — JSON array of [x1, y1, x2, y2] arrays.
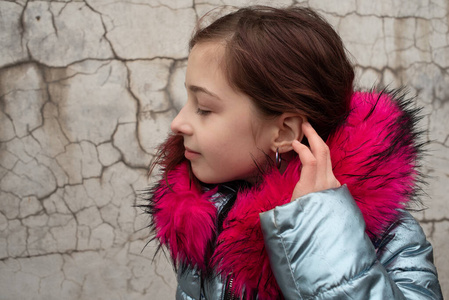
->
[[171, 105, 193, 135]]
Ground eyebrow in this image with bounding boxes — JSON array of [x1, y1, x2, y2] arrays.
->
[[186, 84, 222, 101]]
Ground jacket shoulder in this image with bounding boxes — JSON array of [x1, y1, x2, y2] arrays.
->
[[375, 210, 443, 299]]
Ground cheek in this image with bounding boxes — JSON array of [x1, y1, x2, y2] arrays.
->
[[207, 142, 237, 165], [202, 112, 268, 163], [211, 135, 261, 170], [213, 127, 255, 157]]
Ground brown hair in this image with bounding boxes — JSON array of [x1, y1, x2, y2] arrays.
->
[[152, 6, 354, 180]]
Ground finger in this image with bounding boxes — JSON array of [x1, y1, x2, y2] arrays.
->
[[302, 122, 329, 176], [292, 140, 317, 187], [301, 122, 340, 189], [326, 146, 335, 180], [302, 122, 327, 157]]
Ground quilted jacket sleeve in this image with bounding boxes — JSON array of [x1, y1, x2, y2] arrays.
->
[[259, 185, 442, 299]]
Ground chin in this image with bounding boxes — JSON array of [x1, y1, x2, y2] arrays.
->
[[195, 174, 225, 185], [193, 169, 255, 185], [191, 168, 231, 184]]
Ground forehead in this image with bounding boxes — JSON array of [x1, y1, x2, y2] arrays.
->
[[185, 42, 230, 93], [187, 42, 227, 81], [189, 41, 226, 62]]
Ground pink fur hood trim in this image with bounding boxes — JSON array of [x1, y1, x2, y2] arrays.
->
[[145, 90, 422, 299]]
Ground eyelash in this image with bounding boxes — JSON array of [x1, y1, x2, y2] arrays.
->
[[196, 108, 211, 116]]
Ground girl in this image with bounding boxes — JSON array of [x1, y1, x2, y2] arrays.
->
[[144, 6, 442, 300]]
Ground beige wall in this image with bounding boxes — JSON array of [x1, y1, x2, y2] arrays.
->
[[0, 0, 447, 299]]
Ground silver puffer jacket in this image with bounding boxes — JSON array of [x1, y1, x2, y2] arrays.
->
[[146, 91, 443, 299], [175, 186, 442, 299]]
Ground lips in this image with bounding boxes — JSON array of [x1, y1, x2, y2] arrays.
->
[[184, 147, 200, 160]]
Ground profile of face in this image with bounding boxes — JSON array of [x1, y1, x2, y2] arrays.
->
[[170, 42, 279, 184]]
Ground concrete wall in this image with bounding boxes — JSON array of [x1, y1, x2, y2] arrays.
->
[[0, 0, 447, 299]]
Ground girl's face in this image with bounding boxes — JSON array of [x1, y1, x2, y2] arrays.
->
[[170, 42, 277, 184]]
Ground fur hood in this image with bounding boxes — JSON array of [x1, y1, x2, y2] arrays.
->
[[144, 90, 423, 298]]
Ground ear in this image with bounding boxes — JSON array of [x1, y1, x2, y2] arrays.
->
[[271, 113, 305, 153]]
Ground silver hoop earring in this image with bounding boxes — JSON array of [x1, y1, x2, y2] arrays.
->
[[275, 148, 282, 169]]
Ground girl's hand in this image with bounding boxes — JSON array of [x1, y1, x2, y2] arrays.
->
[[291, 122, 341, 201]]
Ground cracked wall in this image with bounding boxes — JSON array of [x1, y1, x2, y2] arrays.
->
[[0, 0, 448, 299]]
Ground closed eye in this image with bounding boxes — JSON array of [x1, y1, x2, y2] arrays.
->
[[196, 108, 211, 116]]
